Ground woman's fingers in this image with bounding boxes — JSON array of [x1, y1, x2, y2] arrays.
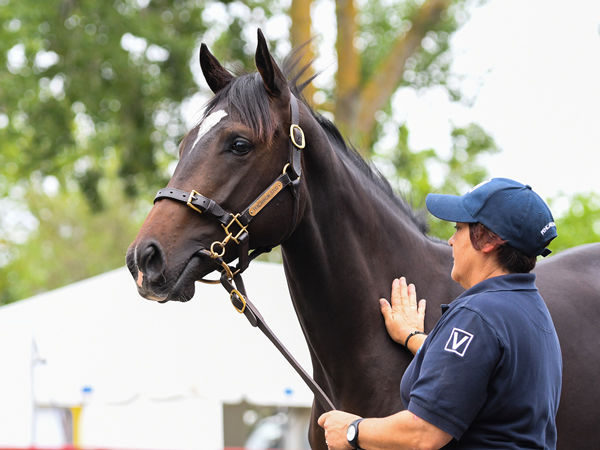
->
[[390, 278, 401, 308], [408, 282, 418, 308], [418, 298, 427, 319], [400, 277, 409, 309]]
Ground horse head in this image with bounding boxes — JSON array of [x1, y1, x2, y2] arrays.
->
[[126, 30, 306, 302]]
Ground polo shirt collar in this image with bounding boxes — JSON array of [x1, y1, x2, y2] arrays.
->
[[441, 274, 537, 315], [457, 272, 536, 300]]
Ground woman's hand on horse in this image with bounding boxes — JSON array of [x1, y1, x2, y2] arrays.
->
[[380, 277, 426, 346]]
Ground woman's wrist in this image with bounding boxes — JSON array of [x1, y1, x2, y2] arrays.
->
[[404, 330, 427, 354], [404, 330, 425, 347]]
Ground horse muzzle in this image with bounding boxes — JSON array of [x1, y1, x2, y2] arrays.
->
[[126, 241, 225, 303]]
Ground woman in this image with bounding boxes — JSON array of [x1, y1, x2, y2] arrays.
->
[[318, 178, 562, 449]]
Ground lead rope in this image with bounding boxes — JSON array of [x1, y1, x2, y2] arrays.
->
[[214, 258, 336, 412]]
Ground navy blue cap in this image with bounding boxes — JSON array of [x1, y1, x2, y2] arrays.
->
[[425, 178, 557, 257]]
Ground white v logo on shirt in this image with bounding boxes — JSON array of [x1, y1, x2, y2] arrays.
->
[[452, 333, 469, 350], [444, 328, 474, 357]]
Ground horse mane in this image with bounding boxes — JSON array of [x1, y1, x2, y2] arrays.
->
[[201, 47, 428, 235], [311, 112, 428, 235], [282, 48, 429, 235]]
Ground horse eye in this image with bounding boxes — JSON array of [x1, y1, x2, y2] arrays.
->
[[230, 138, 252, 155]]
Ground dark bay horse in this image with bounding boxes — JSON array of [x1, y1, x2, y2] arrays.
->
[[126, 30, 600, 449]]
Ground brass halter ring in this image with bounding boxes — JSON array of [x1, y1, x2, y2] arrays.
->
[[210, 241, 227, 258], [282, 163, 301, 181]]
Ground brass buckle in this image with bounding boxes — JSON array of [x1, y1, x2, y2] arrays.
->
[[290, 124, 305, 149], [186, 190, 203, 214], [230, 289, 247, 313], [221, 213, 248, 244]]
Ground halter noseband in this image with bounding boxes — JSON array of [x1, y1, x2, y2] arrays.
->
[[153, 93, 304, 282]]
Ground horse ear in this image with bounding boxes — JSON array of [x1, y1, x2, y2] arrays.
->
[[200, 43, 234, 93], [255, 29, 289, 100]]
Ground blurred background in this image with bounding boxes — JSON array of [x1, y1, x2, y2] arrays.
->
[[0, 0, 598, 448]]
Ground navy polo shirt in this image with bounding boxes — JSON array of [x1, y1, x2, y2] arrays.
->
[[400, 274, 562, 449]]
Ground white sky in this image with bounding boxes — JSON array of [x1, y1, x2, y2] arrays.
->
[[389, 0, 600, 201]]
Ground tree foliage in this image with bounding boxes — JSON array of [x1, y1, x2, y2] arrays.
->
[[388, 123, 500, 238], [0, 177, 151, 304], [549, 193, 600, 254], [0, 0, 212, 201], [325, 0, 477, 150]]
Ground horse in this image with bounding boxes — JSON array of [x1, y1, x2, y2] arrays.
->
[[126, 30, 600, 449]]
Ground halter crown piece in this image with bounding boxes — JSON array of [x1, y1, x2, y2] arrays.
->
[[153, 94, 335, 412]]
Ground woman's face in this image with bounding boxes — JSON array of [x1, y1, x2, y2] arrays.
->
[[448, 222, 480, 289]]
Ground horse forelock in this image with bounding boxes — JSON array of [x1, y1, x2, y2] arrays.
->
[[203, 73, 277, 143]]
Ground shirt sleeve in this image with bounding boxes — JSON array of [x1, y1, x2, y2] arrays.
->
[[407, 307, 502, 439]]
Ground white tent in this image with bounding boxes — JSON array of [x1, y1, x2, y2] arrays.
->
[[0, 262, 313, 449]]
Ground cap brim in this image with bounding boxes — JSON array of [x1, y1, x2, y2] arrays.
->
[[425, 193, 477, 223]]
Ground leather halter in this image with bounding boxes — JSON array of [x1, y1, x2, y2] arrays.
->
[[152, 94, 336, 412], [154, 93, 304, 278]]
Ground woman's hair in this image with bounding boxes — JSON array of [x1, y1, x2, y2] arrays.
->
[[468, 223, 537, 273]]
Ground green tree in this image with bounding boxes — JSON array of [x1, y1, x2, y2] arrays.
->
[[385, 123, 499, 238], [0, 0, 211, 200], [0, 174, 152, 304], [549, 193, 600, 254], [289, 0, 478, 152]]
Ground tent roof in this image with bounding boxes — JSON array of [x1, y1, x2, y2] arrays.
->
[[0, 262, 314, 408]]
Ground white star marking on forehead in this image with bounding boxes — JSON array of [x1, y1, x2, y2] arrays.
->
[[191, 109, 228, 151]]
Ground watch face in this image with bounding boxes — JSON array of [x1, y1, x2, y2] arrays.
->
[[347, 424, 356, 441]]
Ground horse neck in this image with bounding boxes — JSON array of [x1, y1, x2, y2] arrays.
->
[[280, 119, 456, 404]]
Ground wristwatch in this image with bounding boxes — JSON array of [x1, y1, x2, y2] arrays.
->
[[346, 418, 364, 449]]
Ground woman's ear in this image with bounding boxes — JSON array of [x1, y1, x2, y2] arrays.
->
[[481, 241, 504, 254]]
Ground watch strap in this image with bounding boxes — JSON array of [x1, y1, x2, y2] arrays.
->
[[347, 417, 365, 449]]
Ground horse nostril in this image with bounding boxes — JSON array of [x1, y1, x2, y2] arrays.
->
[[138, 243, 166, 283]]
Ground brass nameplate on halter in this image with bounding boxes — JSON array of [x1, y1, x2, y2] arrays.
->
[[249, 181, 283, 216]]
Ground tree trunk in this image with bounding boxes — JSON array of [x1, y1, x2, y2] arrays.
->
[[335, 0, 451, 154], [290, 0, 316, 105], [333, 0, 360, 142]]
